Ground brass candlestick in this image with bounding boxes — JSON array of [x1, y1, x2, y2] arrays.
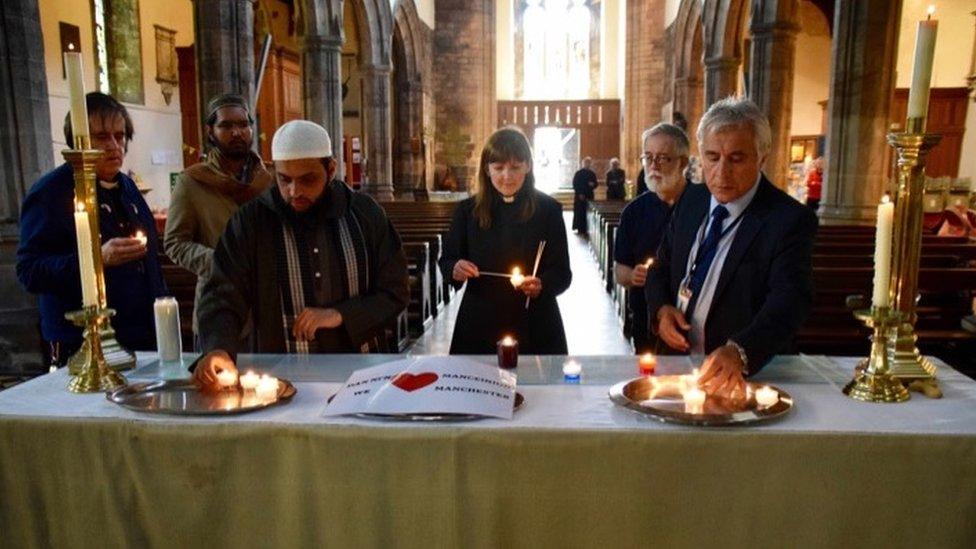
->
[[843, 307, 909, 403], [62, 137, 134, 389], [65, 306, 126, 393], [886, 117, 941, 382]]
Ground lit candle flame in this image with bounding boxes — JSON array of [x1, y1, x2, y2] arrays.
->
[[881, 194, 891, 205], [501, 335, 515, 346], [75, 201, 85, 213], [926, 5, 935, 19], [644, 257, 655, 269], [134, 230, 147, 246], [68, 43, 75, 51]]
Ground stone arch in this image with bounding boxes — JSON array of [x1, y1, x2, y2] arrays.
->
[[672, 0, 705, 152], [348, 0, 395, 198], [701, 0, 749, 106], [391, 0, 428, 195]]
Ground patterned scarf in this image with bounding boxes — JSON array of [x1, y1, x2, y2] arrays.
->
[[274, 207, 374, 354]]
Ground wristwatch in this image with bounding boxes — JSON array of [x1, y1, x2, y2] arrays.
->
[[725, 339, 749, 372]]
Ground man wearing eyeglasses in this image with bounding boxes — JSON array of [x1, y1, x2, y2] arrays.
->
[[165, 94, 273, 345], [646, 98, 817, 397], [614, 123, 692, 354]]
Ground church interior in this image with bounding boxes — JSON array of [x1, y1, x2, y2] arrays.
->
[[1, 0, 975, 546]]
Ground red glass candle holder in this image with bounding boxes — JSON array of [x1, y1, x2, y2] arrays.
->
[[497, 336, 519, 370]]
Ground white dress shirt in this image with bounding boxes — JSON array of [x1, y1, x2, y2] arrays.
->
[[681, 176, 761, 357]]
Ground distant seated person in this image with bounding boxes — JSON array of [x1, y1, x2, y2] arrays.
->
[[614, 123, 691, 354], [645, 97, 818, 398], [17, 92, 168, 365], [193, 120, 409, 390], [605, 158, 626, 200], [936, 204, 973, 238]]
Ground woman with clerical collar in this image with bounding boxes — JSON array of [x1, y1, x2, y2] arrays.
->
[[440, 127, 572, 355]]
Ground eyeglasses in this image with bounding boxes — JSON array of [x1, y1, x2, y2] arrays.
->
[[640, 153, 675, 166]]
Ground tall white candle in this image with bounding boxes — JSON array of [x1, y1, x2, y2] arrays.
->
[[906, 7, 938, 120], [153, 297, 182, 362], [872, 195, 895, 307], [73, 202, 98, 307], [63, 51, 89, 142]]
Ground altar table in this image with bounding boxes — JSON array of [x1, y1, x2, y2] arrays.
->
[[1, 354, 974, 548]]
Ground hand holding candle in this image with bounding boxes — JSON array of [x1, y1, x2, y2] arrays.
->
[[134, 230, 148, 247]]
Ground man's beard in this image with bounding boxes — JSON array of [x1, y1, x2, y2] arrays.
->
[[214, 137, 251, 159], [648, 169, 683, 193]]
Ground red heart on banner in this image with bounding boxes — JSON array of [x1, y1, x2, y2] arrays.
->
[[391, 372, 439, 392]]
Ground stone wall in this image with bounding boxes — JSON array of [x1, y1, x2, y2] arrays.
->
[[622, 0, 667, 179], [432, 0, 495, 192]]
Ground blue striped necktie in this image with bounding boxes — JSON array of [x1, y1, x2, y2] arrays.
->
[[686, 205, 730, 319]]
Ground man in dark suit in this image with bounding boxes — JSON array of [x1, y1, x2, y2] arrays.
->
[[645, 97, 818, 397]]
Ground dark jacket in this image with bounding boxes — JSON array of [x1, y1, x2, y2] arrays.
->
[[645, 176, 818, 373], [439, 190, 572, 354], [196, 180, 409, 357], [17, 163, 168, 350]]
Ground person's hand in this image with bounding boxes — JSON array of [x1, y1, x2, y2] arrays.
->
[[519, 276, 542, 299], [699, 344, 747, 398], [194, 350, 237, 392], [631, 264, 648, 287], [452, 260, 480, 282], [657, 305, 690, 351], [101, 237, 147, 266], [293, 307, 343, 341]]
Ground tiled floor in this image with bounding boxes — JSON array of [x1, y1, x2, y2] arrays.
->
[[407, 212, 634, 356]]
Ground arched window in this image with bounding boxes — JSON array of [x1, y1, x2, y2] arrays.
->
[[516, 0, 598, 99]]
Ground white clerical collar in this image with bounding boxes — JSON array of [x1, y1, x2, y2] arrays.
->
[[709, 172, 762, 220], [98, 179, 119, 190]]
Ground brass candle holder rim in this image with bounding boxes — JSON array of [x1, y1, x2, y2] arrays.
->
[[64, 305, 116, 322]]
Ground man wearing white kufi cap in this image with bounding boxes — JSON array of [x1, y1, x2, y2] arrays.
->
[[193, 120, 409, 388]]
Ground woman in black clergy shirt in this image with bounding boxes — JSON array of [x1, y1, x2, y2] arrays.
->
[[440, 127, 572, 354]]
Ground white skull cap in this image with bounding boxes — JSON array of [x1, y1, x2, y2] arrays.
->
[[271, 120, 333, 160]]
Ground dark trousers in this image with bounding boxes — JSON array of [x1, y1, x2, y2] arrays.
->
[[572, 199, 589, 233]]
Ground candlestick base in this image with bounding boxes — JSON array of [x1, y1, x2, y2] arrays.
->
[[843, 308, 909, 403], [65, 307, 127, 393], [885, 323, 938, 380]]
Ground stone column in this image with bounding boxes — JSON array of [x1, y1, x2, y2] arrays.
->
[[703, 56, 740, 107], [748, 0, 799, 188], [820, 0, 902, 224], [302, 35, 345, 181], [361, 64, 394, 201], [0, 0, 54, 372], [194, 0, 255, 107], [673, 75, 704, 153]]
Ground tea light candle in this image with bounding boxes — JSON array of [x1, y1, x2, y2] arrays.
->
[[239, 371, 260, 391], [134, 230, 148, 246], [510, 267, 525, 289], [256, 375, 279, 401], [497, 335, 519, 370], [638, 353, 656, 375], [755, 386, 779, 407], [216, 369, 238, 389], [683, 387, 706, 408], [562, 359, 581, 382]]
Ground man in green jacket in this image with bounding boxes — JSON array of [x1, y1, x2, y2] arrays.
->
[[164, 94, 273, 343], [192, 120, 410, 389]]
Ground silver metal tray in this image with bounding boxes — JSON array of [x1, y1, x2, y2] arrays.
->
[[326, 391, 524, 422], [609, 375, 792, 426], [107, 378, 297, 416]]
